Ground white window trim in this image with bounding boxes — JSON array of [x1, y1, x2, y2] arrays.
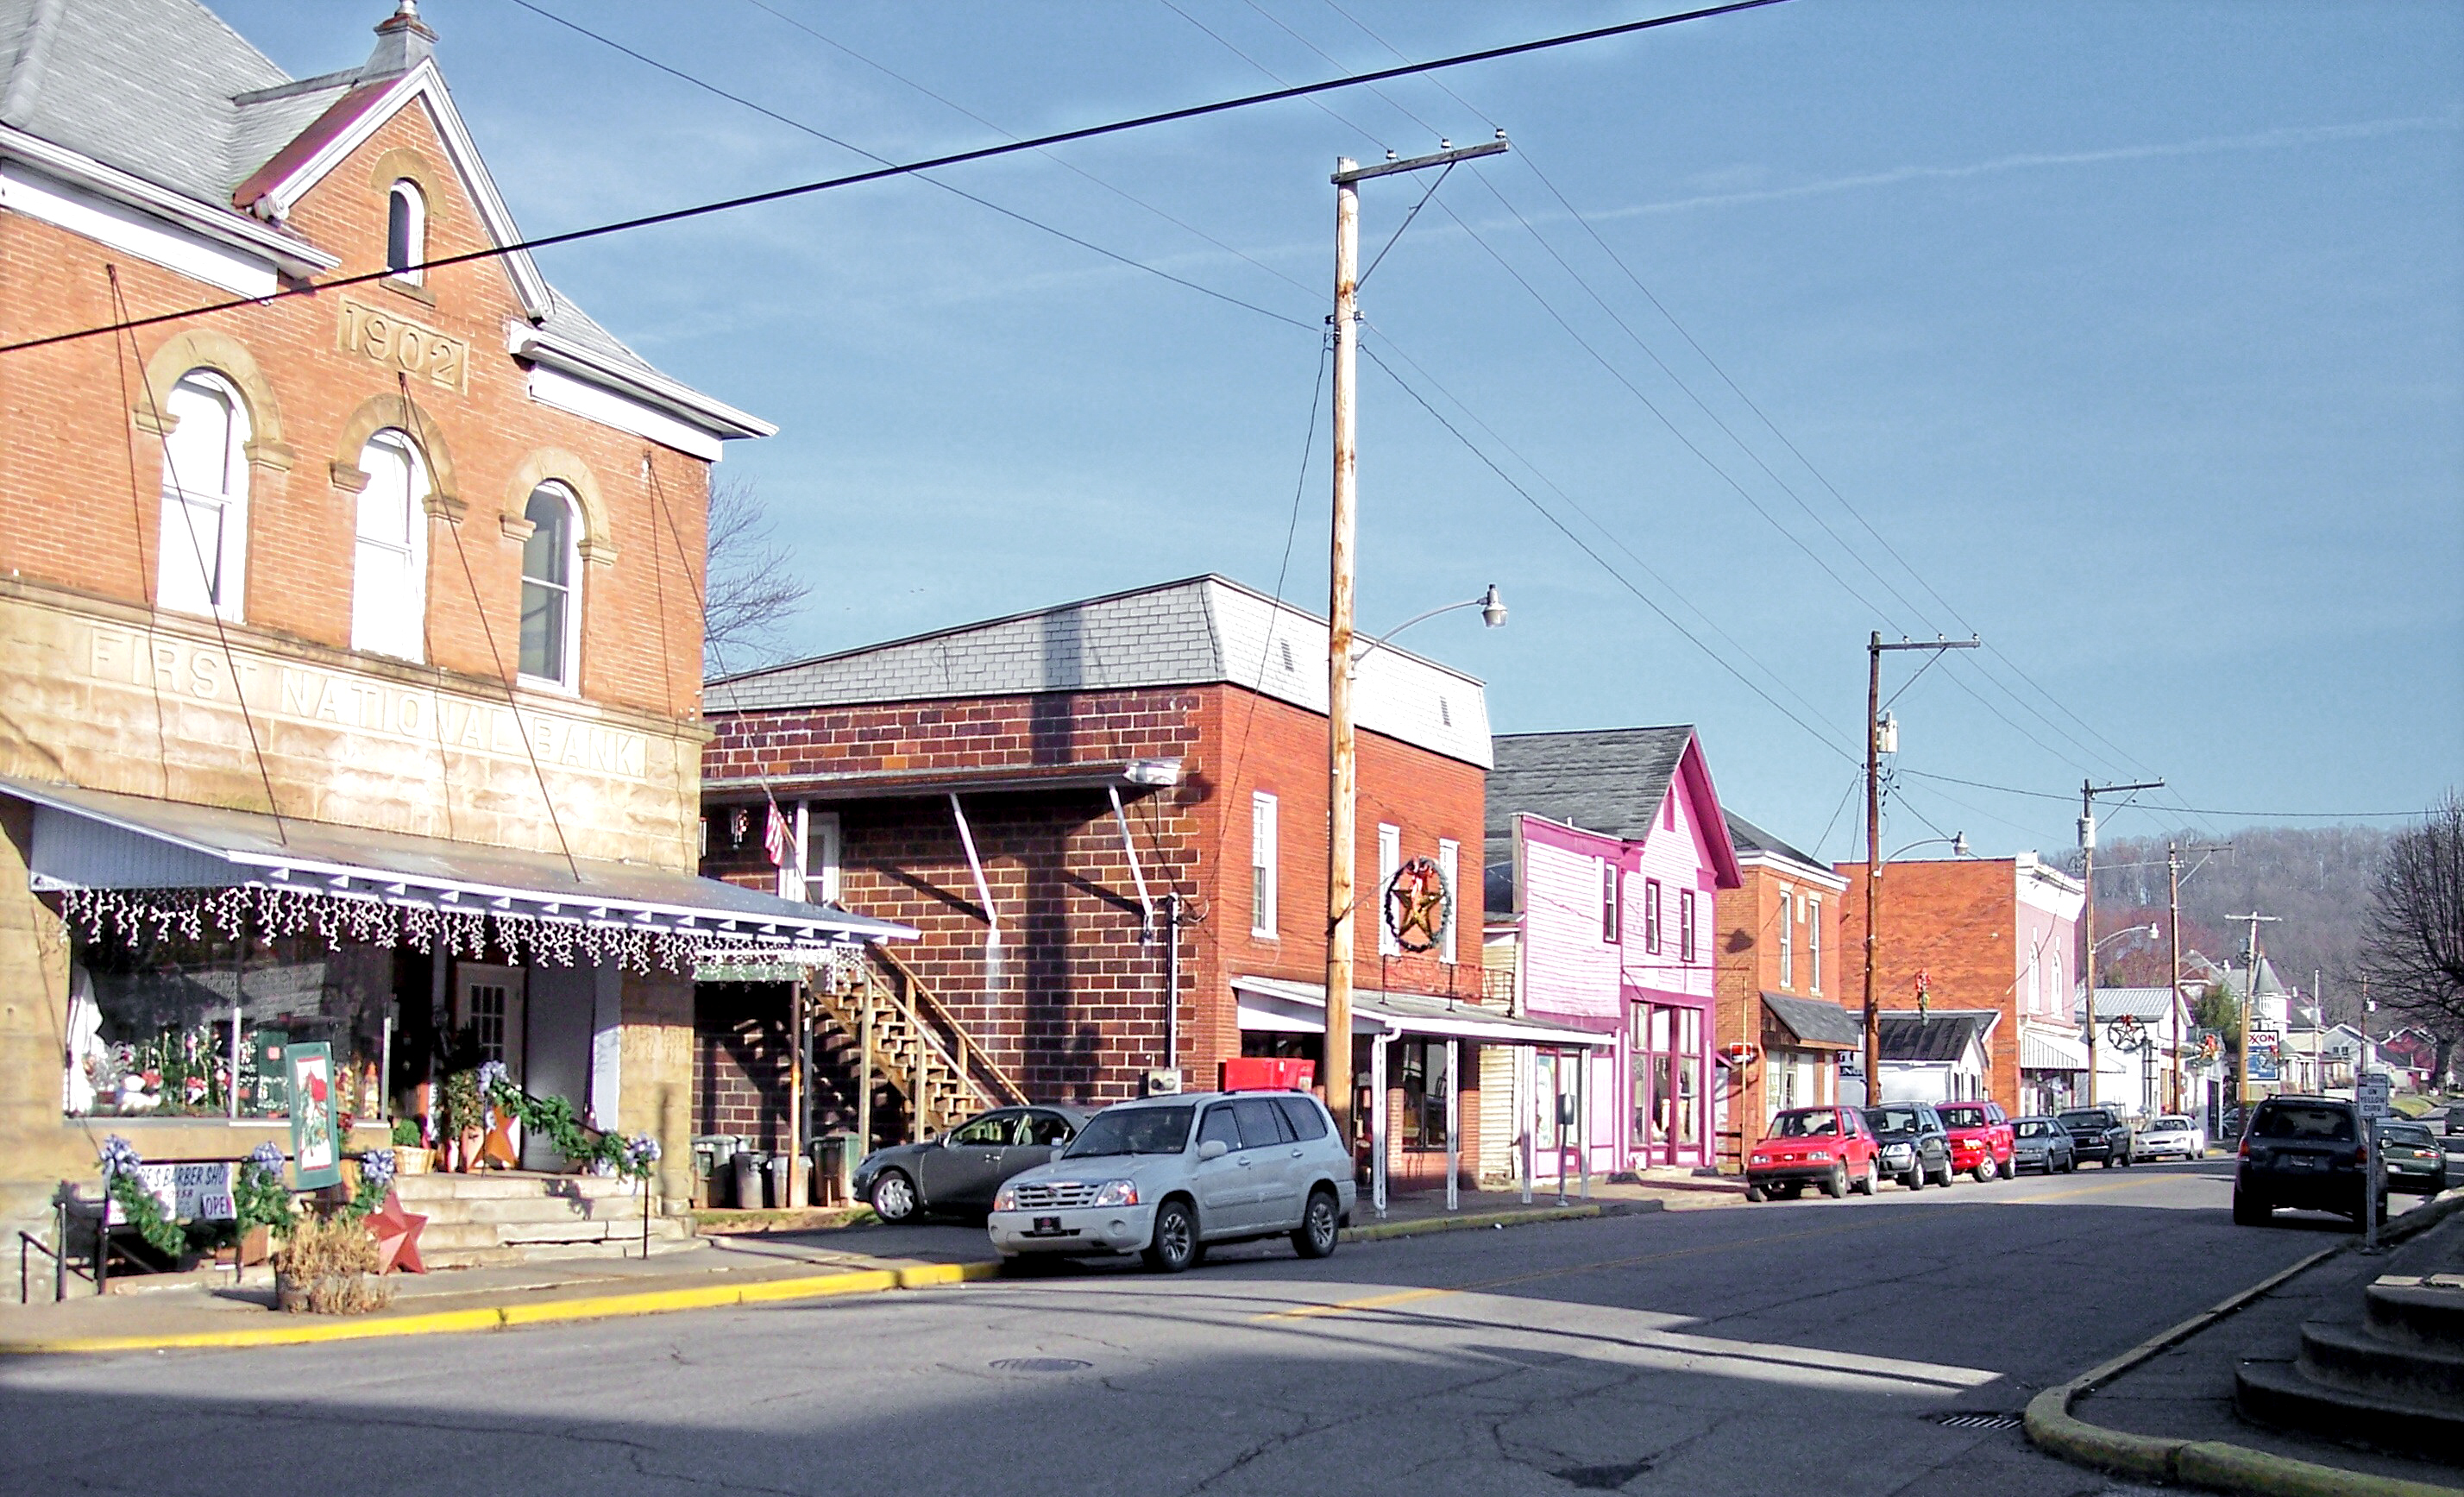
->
[[351, 429, 429, 663], [778, 802, 840, 903], [1601, 859, 1621, 945], [1436, 838, 1460, 965], [387, 179, 426, 283], [516, 481, 583, 694], [1250, 791, 1279, 938], [1807, 896, 1822, 994], [1777, 885, 1795, 989], [1378, 823, 1401, 955], [155, 368, 250, 623]]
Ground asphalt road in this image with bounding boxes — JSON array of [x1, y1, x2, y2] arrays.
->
[[1, 1159, 2372, 1497]]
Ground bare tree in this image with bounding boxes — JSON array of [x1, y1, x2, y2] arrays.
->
[[702, 475, 810, 676], [2355, 792, 2464, 1083]]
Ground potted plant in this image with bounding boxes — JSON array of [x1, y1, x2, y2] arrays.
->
[[231, 1142, 294, 1267], [271, 1212, 390, 1314], [391, 1117, 431, 1175], [440, 1067, 485, 1173]]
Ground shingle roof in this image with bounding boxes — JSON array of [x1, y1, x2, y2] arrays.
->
[[705, 575, 1493, 768], [1763, 992, 1861, 1048], [1486, 726, 1694, 852], [1877, 1010, 1997, 1064], [1726, 810, 1833, 878]]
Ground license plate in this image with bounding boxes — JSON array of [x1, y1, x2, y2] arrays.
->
[[2286, 1155, 2325, 1170], [1034, 1216, 1061, 1234]]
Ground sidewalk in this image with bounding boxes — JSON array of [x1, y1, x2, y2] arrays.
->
[[1, 1176, 1694, 1354], [2040, 1192, 2464, 1496]]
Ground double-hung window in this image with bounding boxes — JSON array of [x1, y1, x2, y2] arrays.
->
[[1778, 889, 1795, 988], [351, 430, 427, 661], [519, 482, 581, 687], [1681, 889, 1698, 965], [1377, 824, 1401, 954], [1436, 838, 1460, 964], [387, 179, 425, 281], [1807, 896, 1822, 992], [155, 371, 249, 620], [1644, 877, 1663, 954], [1249, 792, 1279, 937], [1600, 860, 1620, 943]]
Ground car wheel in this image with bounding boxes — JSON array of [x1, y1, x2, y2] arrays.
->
[[1901, 1167, 1924, 1191], [1931, 1158, 1954, 1188], [1822, 1163, 1848, 1199], [1143, 1198, 1199, 1273], [1999, 1154, 2015, 1180], [1974, 1160, 1996, 1185], [2233, 1190, 2271, 1227], [869, 1169, 919, 1223], [1291, 1188, 1341, 1259], [1744, 1182, 1767, 1204], [1856, 1160, 1879, 1197], [2101, 1156, 2115, 1169]]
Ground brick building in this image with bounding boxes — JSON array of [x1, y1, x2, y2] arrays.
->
[[1833, 853, 2085, 1114], [0, 0, 893, 1248], [702, 576, 1597, 1192], [1713, 812, 1856, 1171]]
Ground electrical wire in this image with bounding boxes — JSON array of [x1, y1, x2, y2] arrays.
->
[[2, 0, 1790, 355]]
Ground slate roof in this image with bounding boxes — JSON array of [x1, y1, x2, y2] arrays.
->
[[1763, 992, 1861, 1049], [1485, 726, 1694, 853], [0, 0, 703, 409], [1877, 1010, 1997, 1064], [706, 576, 1493, 769], [1726, 810, 1837, 881]]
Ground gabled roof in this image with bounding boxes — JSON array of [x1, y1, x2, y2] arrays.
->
[[1487, 726, 1741, 884], [1877, 1009, 1998, 1064], [706, 575, 1494, 769], [0, 0, 764, 442], [1763, 992, 1861, 1049], [1726, 810, 1844, 888]]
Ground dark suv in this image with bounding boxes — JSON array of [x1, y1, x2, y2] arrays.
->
[[1863, 1103, 1954, 1190], [2059, 1106, 2134, 1168], [2235, 1095, 2371, 1226]]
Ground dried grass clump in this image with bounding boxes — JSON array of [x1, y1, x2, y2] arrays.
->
[[273, 1214, 393, 1315]]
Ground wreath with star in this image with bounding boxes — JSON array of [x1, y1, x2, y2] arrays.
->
[[1382, 856, 1452, 954]]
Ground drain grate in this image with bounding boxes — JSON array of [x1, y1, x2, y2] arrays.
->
[[1929, 1412, 2023, 1431], [989, 1356, 1092, 1374]]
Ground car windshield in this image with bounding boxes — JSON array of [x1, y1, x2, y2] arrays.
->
[[2253, 1105, 2354, 1142], [1064, 1105, 1194, 1158], [2383, 1123, 2434, 1147], [2059, 1110, 2109, 1128], [1770, 1110, 1839, 1137], [2015, 1119, 2058, 1138], [2150, 1116, 2190, 1131], [1864, 1107, 1924, 1135], [1938, 1105, 1989, 1129]]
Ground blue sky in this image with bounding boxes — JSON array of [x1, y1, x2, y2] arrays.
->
[[221, 1, 2461, 863]]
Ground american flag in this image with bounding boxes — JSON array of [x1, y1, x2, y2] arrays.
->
[[764, 800, 790, 869]]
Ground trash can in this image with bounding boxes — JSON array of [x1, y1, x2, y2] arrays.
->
[[692, 1135, 743, 1209], [810, 1135, 854, 1206], [765, 1153, 797, 1210], [730, 1150, 767, 1211]]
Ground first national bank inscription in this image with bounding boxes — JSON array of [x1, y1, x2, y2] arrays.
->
[[79, 624, 649, 781]]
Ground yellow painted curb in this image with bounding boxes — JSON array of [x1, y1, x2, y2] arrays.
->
[[0, 1261, 995, 1356], [2024, 1243, 2464, 1497]]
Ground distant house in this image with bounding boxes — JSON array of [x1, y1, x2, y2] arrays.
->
[[1876, 1010, 1998, 1104], [2075, 984, 2199, 1116]]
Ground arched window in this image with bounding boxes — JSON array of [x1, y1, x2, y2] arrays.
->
[[352, 430, 428, 661], [519, 482, 580, 686], [156, 369, 250, 619], [386, 179, 425, 281]]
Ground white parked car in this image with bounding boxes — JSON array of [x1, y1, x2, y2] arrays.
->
[[987, 1090, 1358, 1272], [2137, 1115, 2205, 1160]]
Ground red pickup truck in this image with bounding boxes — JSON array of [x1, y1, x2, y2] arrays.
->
[[1937, 1100, 2015, 1183], [1745, 1106, 1883, 1201]]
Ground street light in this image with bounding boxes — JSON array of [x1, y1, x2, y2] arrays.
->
[[1350, 584, 1506, 671], [1887, 833, 1968, 862]]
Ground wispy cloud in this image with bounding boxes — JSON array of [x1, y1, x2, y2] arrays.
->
[[1594, 114, 2464, 219]]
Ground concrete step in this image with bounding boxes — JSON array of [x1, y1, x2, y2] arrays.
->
[[495, 1217, 688, 1246], [2299, 1318, 2464, 1403], [2235, 1355, 2464, 1462], [393, 1172, 642, 1203], [2368, 1281, 2464, 1353]]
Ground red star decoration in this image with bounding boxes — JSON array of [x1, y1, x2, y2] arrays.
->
[[367, 1190, 427, 1274]]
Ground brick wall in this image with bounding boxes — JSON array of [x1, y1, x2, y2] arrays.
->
[[1713, 865, 1850, 1168], [695, 984, 794, 1151], [1835, 859, 2025, 1112]]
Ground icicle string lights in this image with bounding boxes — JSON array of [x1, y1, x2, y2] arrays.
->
[[55, 884, 768, 972]]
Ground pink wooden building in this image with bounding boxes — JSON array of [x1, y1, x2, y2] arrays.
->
[[1483, 727, 1741, 1180]]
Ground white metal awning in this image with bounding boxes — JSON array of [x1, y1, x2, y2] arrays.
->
[[1232, 974, 1612, 1048], [2021, 1030, 2091, 1072], [6, 776, 912, 964]]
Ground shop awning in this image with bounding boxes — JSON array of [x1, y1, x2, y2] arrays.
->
[[703, 758, 1182, 804], [1762, 991, 1862, 1051], [6, 777, 912, 962], [1232, 974, 1612, 1048], [2020, 1030, 2090, 1072]]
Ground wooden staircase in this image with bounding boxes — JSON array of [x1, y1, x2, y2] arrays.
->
[[814, 945, 1027, 1142]]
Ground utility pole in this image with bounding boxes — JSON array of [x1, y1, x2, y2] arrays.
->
[[1323, 136, 1505, 1151], [2167, 841, 2183, 1113], [2078, 778, 2163, 1108], [2229, 910, 2283, 1128], [1860, 632, 1979, 1098]]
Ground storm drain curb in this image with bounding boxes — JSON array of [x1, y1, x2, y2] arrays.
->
[[0, 1260, 1001, 1356], [2024, 1236, 2464, 1497]]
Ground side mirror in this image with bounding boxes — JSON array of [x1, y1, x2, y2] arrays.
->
[[1198, 1140, 1229, 1161]]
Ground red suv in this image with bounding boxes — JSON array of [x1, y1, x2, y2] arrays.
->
[[1745, 1106, 1883, 1201], [1937, 1101, 2015, 1183]]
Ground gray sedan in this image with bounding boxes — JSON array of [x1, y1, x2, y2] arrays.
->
[[853, 1106, 1090, 1223], [2011, 1116, 2078, 1174]]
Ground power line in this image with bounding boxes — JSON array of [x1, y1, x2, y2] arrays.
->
[[1897, 769, 2422, 821], [2, 0, 1791, 355]]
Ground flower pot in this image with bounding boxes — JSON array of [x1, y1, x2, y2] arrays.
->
[[456, 1127, 484, 1173], [394, 1147, 431, 1177], [275, 1270, 390, 1315], [239, 1224, 271, 1267]]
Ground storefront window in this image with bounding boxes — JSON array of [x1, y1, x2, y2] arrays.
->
[[1397, 1038, 1449, 1149], [1631, 1003, 1706, 1159], [66, 924, 395, 1121]]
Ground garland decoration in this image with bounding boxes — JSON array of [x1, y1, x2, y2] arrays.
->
[[481, 1073, 660, 1180], [335, 1149, 395, 1223], [234, 1142, 297, 1235], [96, 1135, 185, 1258]]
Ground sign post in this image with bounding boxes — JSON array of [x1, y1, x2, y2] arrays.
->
[[2359, 1071, 2392, 1253]]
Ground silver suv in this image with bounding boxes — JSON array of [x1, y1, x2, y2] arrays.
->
[[987, 1090, 1357, 1272]]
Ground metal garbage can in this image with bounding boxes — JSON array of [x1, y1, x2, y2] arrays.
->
[[810, 1135, 854, 1206], [765, 1153, 799, 1210], [730, 1150, 767, 1211], [692, 1135, 743, 1209]]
